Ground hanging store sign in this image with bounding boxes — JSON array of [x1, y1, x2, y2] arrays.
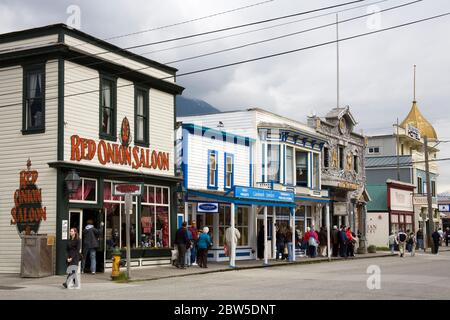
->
[[234, 186, 294, 202], [438, 204, 449, 212], [197, 202, 219, 213], [10, 159, 47, 236], [112, 183, 143, 196]]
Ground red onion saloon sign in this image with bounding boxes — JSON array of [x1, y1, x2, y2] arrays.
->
[[70, 117, 170, 171], [10, 159, 47, 235]]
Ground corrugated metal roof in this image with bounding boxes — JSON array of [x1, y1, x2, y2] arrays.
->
[[366, 156, 412, 168], [367, 184, 388, 211]]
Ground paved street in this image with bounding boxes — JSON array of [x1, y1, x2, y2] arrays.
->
[[0, 249, 449, 300]]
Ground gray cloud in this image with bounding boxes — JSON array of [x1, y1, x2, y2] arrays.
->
[[1, 0, 449, 190]]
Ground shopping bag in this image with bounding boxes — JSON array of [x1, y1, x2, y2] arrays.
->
[[224, 243, 229, 257], [171, 248, 178, 261]]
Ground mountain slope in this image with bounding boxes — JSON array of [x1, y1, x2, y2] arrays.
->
[[176, 96, 220, 117]]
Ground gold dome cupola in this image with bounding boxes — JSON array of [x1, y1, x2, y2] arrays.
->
[[399, 65, 437, 140]]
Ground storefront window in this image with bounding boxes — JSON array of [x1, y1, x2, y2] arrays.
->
[[219, 205, 230, 246], [140, 185, 170, 248], [69, 178, 97, 203], [237, 207, 249, 246], [312, 153, 320, 190], [390, 213, 414, 233], [286, 146, 294, 185]]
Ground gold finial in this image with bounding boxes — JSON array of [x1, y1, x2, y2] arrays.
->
[[26, 158, 32, 171]]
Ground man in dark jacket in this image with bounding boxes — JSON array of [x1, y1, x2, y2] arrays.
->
[[331, 225, 339, 257], [432, 230, 441, 254], [82, 219, 103, 274], [318, 227, 328, 257], [338, 225, 348, 258], [174, 222, 189, 269]]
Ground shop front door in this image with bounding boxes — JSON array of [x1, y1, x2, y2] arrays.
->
[[77, 209, 105, 273]]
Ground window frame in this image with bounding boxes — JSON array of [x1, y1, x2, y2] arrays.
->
[[68, 177, 98, 204], [323, 147, 329, 168], [338, 146, 345, 170], [207, 150, 219, 190], [99, 74, 117, 141], [22, 63, 46, 134], [224, 152, 234, 190], [353, 155, 359, 173], [417, 177, 423, 194], [134, 85, 149, 147]]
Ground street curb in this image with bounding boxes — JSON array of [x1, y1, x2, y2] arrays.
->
[[126, 253, 397, 284]]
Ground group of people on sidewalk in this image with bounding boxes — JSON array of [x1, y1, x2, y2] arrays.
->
[[388, 227, 450, 257], [173, 221, 213, 269]]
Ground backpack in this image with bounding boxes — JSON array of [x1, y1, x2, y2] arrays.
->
[[398, 233, 406, 242]]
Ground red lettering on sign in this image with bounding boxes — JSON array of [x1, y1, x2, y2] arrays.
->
[[87, 139, 96, 160], [71, 135, 81, 161], [98, 140, 107, 165], [116, 185, 140, 193], [132, 146, 140, 169]]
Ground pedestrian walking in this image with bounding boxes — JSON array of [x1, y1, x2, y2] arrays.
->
[[397, 230, 407, 257], [225, 226, 241, 263], [445, 227, 450, 247], [174, 221, 189, 269], [318, 227, 328, 257], [408, 231, 416, 257], [437, 228, 444, 247], [189, 221, 199, 265], [388, 231, 397, 254], [432, 230, 441, 254], [81, 219, 103, 274], [305, 227, 319, 258], [338, 225, 348, 258], [285, 227, 294, 261], [275, 226, 285, 260], [416, 228, 424, 251], [185, 227, 193, 267], [63, 228, 81, 289], [331, 225, 339, 257], [197, 227, 212, 268], [346, 227, 355, 257]]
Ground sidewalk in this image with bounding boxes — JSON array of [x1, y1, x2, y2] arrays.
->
[[0, 251, 395, 288], [2, 247, 449, 288]]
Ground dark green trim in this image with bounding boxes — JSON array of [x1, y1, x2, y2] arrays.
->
[[22, 62, 46, 135], [134, 85, 149, 147], [48, 161, 183, 184], [170, 184, 178, 246], [0, 24, 177, 74], [57, 57, 64, 161], [98, 73, 117, 142], [0, 44, 184, 95], [55, 169, 69, 275], [68, 202, 102, 209]]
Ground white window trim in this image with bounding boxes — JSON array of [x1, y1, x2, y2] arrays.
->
[[69, 178, 98, 204]]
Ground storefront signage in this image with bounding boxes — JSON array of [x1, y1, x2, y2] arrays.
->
[[333, 202, 348, 216], [70, 135, 169, 171], [197, 202, 219, 213], [413, 195, 438, 208], [390, 188, 413, 212], [337, 181, 359, 190], [113, 183, 143, 196], [10, 159, 46, 236], [234, 186, 294, 202], [439, 204, 450, 212], [407, 124, 421, 141]]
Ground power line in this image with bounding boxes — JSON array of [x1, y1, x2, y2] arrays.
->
[[0, 0, 369, 97], [104, 0, 276, 41], [0, 11, 448, 110], [137, 0, 389, 57], [163, 0, 421, 65]]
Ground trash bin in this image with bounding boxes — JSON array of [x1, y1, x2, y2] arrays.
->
[[20, 234, 55, 277]]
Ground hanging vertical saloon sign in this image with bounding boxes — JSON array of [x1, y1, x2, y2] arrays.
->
[[10, 159, 46, 236]]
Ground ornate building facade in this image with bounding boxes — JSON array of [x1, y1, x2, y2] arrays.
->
[[308, 107, 370, 250]]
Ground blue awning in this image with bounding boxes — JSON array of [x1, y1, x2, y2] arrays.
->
[[187, 190, 296, 208]]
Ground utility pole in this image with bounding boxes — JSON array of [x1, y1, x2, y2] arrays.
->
[[424, 136, 435, 253], [396, 118, 400, 181], [336, 13, 340, 108]]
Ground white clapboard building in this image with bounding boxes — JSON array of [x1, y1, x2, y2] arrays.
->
[[0, 24, 184, 274]]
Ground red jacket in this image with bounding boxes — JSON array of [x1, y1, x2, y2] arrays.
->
[[189, 226, 198, 241]]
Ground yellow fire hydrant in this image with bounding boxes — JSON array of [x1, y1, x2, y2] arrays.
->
[[111, 247, 122, 280]]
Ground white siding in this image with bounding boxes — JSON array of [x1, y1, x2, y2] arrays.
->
[[255, 109, 318, 136], [64, 61, 175, 177], [179, 111, 257, 139], [0, 34, 58, 53], [186, 133, 250, 191], [64, 35, 175, 83], [0, 61, 58, 273]]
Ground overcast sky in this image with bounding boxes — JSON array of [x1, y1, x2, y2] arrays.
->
[[1, 0, 449, 191]]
